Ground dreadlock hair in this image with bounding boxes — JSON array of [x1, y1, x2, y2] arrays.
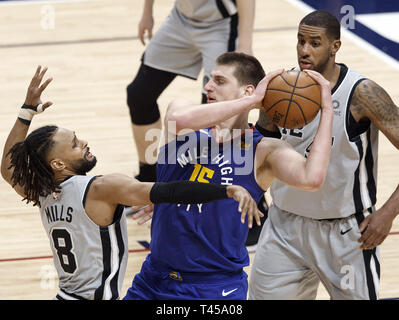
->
[[7, 125, 59, 206]]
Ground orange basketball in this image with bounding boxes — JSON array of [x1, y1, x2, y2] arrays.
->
[[263, 70, 321, 129]]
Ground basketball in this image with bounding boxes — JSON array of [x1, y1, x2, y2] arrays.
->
[[263, 70, 321, 129]]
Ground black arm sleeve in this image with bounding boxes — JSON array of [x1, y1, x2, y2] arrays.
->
[[150, 181, 228, 204]]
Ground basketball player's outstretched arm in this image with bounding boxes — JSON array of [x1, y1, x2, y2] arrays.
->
[[1, 66, 53, 198], [255, 70, 333, 191], [88, 174, 263, 227], [165, 69, 284, 136], [350, 80, 399, 249]]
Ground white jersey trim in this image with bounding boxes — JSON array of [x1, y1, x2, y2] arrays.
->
[[103, 224, 121, 300]]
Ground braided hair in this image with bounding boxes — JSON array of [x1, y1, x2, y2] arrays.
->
[[7, 125, 60, 206]]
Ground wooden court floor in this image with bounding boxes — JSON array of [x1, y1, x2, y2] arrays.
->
[[0, 0, 398, 300]]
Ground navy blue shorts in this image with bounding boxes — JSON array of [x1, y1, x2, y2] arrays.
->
[[123, 256, 248, 300]]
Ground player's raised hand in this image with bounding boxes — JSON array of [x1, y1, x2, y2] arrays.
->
[[25, 65, 53, 109], [226, 185, 264, 228]]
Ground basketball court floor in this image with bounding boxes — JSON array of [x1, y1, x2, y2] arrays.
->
[[0, 0, 398, 300]]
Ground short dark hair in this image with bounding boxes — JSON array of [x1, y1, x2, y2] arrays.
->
[[300, 10, 341, 40], [7, 125, 59, 206], [216, 52, 265, 87]]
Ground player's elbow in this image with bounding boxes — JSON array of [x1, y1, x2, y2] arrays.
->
[[302, 174, 325, 191], [167, 111, 191, 134], [165, 99, 195, 134], [1, 161, 10, 184]]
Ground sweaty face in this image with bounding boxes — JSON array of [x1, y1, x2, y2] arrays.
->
[[297, 24, 333, 73], [49, 128, 97, 175], [204, 64, 244, 103]]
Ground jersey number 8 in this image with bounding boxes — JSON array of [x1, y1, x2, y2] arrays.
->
[[51, 228, 77, 274]]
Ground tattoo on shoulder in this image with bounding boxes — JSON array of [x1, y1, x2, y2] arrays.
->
[[351, 79, 399, 130]]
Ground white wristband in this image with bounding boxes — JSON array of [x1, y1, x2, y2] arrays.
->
[[18, 104, 44, 125]]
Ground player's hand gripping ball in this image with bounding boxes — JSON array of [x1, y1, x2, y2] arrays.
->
[[263, 70, 321, 129]]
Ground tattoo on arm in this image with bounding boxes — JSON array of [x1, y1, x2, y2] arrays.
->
[[257, 109, 279, 132], [351, 79, 399, 148]]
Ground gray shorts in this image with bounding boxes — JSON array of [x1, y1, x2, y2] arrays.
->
[[143, 6, 237, 89], [249, 204, 380, 300]]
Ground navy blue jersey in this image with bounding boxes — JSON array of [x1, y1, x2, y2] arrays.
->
[[149, 125, 265, 273]]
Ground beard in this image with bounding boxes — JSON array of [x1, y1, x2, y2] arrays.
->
[[312, 55, 330, 74], [298, 49, 331, 74], [71, 156, 97, 175]]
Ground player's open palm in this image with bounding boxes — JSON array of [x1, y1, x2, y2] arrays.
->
[[226, 185, 264, 228], [25, 65, 53, 110]]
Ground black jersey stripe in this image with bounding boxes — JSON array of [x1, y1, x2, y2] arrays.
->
[[216, 0, 230, 18], [82, 175, 100, 208], [94, 206, 125, 300], [58, 288, 87, 300], [227, 13, 238, 52], [109, 214, 125, 299], [362, 248, 378, 300], [345, 78, 368, 142], [365, 130, 377, 205], [353, 138, 364, 214], [94, 227, 111, 300], [352, 130, 376, 214], [331, 63, 349, 95], [354, 210, 379, 300]]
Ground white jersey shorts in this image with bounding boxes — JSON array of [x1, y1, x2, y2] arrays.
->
[[249, 204, 380, 300], [143, 5, 238, 87]]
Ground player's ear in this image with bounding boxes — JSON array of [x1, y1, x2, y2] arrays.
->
[[243, 84, 255, 96], [50, 159, 66, 171], [331, 39, 341, 56]]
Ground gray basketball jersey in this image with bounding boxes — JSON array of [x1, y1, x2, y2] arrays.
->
[[39, 175, 128, 300], [143, 0, 238, 82], [271, 64, 379, 219], [176, 0, 237, 24]]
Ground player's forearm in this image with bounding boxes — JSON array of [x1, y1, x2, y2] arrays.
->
[[236, 0, 255, 53], [150, 181, 228, 204], [303, 106, 334, 189], [169, 96, 256, 133], [142, 0, 154, 16], [1, 118, 29, 182], [380, 184, 399, 219]]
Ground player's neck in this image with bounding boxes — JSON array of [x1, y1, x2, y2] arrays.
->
[[321, 62, 341, 89], [54, 170, 78, 184], [213, 116, 250, 143]]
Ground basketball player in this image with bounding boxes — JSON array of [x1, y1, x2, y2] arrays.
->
[[249, 10, 399, 300], [128, 0, 254, 182], [123, 52, 334, 300], [127, 0, 265, 252], [0, 66, 262, 300]]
